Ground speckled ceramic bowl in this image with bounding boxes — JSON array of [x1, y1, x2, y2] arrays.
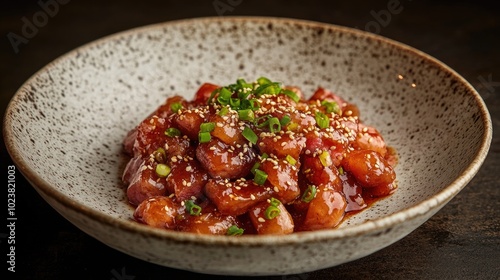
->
[[3, 17, 492, 275]]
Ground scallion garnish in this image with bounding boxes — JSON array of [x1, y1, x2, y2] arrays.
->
[[254, 169, 268, 185], [315, 111, 330, 129], [280, 115, 291, 126], [155, 163, 171, 178], [230, 97, 241, 108], [165, 127, 181, 137], [242, 127, 258, 144], [261, 153, 269, 159], [217, 87, 232, 105], [200, 122, 216, 133], [250, 162, 261, 174], [170, 102, 183, 113], [257, 77, 272, 85], [268, 117, 281, 133], [319, 151, 332, 167], [255, 82, 282, 96], [256, 115, 271, 128], [218, 106, 229, 116], [269, 197, 281, 207], [264, 205, 281, 220], [301, 185, 317, 203], [238, 109, 255, 122], [285, 154, 297, 165], [226, 225, 244, 236], [287, 122, 299, 131], [185, 200, 202, 216], [338, 166, 344, 175], [281, 89, 300, 103], [321, 100, 340, 114], [153, 147, 166, 163], [198, 131, 211, 143]]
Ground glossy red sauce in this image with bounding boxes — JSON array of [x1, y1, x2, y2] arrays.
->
[[122, 78, 397, 235]]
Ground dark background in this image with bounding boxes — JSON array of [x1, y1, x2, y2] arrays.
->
[[1, 0, 499, 279]]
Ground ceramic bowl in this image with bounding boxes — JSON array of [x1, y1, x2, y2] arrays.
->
[[3, 17, 492, 275]]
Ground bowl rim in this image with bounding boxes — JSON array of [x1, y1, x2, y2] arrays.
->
[[3, 16, 493, 246]]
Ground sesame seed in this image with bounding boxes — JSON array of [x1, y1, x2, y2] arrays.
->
[[250, 194, 256, 200], [185, 166, 192, 171], [258, 217, 266, 223]]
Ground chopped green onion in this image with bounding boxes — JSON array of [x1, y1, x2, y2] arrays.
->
[[319, 151, 332, 167], [218, 106, 229, 116], [257, 77, 272, 85], [338, 166, 344, 175], [165, 127, 181, 137], [242, 127, 258, 144], [321, 100, 340, 114], [251, 162, 261, 174], [200, 122, 216, 133], [280, 115, 291, 126], [268, 117, 281, 133], [287, 122, 299, 131], [301, 185, 317, 203], [285, 155, 297, 165], [255, 82, 282, 95], [237, 78, 252, 89], [248, 99, 260, 110], [230, 97, 241, 108], [281, 89, 300, 103], [269, 197, 281, 207], [199, 132, 211, 143], [256, 115, 271, 128], [217, 87, 232, 105], [264, 205, 281, 220], [207, 88, 220, 104], [238, 109, 255, 122], [185, 200, 202, 216], [153, 147, 166, 163], [170, 102, 183, 113], [261, 153, 269, 159], [315, 111, 330, 129], [254, 169, 268, 185], [226, 225, 244, 236], [155, 163, 171, 178]]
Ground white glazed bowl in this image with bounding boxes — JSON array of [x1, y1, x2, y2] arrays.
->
[[3, 17, 492, 275]]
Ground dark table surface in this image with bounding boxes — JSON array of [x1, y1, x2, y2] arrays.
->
[[1, 0, 499, 279]]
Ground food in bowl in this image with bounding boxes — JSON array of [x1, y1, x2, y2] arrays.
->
[[122, 77, 397, 235]]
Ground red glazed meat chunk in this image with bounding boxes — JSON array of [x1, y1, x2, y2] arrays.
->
[[196, 138, 256, 179], [165, 157, 208, 201], [127, 161, 167, 206], [133, 115, 170, 158], [354, 124, 388, 157], [209, 112, 246, 145], [248, 199, 294, 235], [179, 202, 238, 235], [193, 83, 220, 104], [300, 188, 347, 231], [134, 196, 181, 229], [204, 179, 272, 216], [259, 156, 301, 204], [257, 132, 306, 160], [342, 150, 396, 188]]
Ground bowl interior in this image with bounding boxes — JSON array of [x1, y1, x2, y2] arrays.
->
[[4, 17, 489, 234]]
